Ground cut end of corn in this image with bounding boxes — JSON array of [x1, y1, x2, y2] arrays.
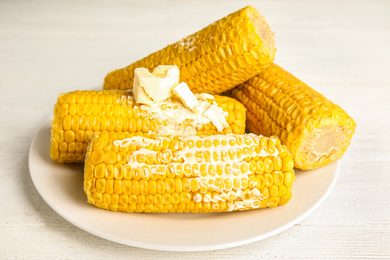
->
[[50, 90, 246, 163], [229, 63, 356, 170], [103, 5, 275, 95], [245, 5, 275, 62], [296, 124, 353, 170], [83, 133, 295, 213]]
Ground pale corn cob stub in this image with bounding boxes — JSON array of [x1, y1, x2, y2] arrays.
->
[[50, 90, 246, 163], [229, 63, 356, 170], [84, 133, 295, 213], [103, 5, 276, 95]]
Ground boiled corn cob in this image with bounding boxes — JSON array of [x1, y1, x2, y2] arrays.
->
[[50, 90, 246, 163], [84, 133, 295, 213], [229, 63, 356, 170], [103, 5, 276, 95]]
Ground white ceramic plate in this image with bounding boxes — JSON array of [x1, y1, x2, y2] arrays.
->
[[29, 117, 340, 252]]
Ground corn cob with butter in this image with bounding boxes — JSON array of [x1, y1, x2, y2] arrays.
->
[[229, 63, 356, 170], [84, 133, 295, 213], [50, 90, 246, 163], [103, 5, 276, 95]]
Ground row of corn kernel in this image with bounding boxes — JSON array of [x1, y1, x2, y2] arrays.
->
[[54, 114, 156, 132], [91, 187, 289, 213], [88, 171, 293, 197], [86, 154, 293, 179]]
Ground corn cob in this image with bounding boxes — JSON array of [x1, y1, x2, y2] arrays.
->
[[229, 63, 356, 170], [103, 5, 276, 95], [84, 133, 295, 213], [50, 90, 246, 163]]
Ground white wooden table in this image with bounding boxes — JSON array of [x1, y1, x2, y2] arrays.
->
[[1, 0, 389, 258]]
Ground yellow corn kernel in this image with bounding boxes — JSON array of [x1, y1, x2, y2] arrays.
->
[[157, 180, 166, 194], [105, 179, 114, 195], [165, 178, 175, 193], [273, 171, 284, 186], [105, 164, 114, 179], [114, 180, 122, 194], [95, 179, 105, 193], [284, 171, 295, 187], [94, 163, 105, 178], [131, 180, 139, 195]]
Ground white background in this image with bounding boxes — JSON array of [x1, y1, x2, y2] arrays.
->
[[1, 0, 389, 258]]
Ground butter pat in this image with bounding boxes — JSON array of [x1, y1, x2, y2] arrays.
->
[[173, 82, 199, 111], [203, 104, 229, 132], [133, 65, 180, 104], [133, 68, 154, 103]]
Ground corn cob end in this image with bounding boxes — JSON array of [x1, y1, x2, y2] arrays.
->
[[293, 110, 356, 170], [244, 5, 276, 63]]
